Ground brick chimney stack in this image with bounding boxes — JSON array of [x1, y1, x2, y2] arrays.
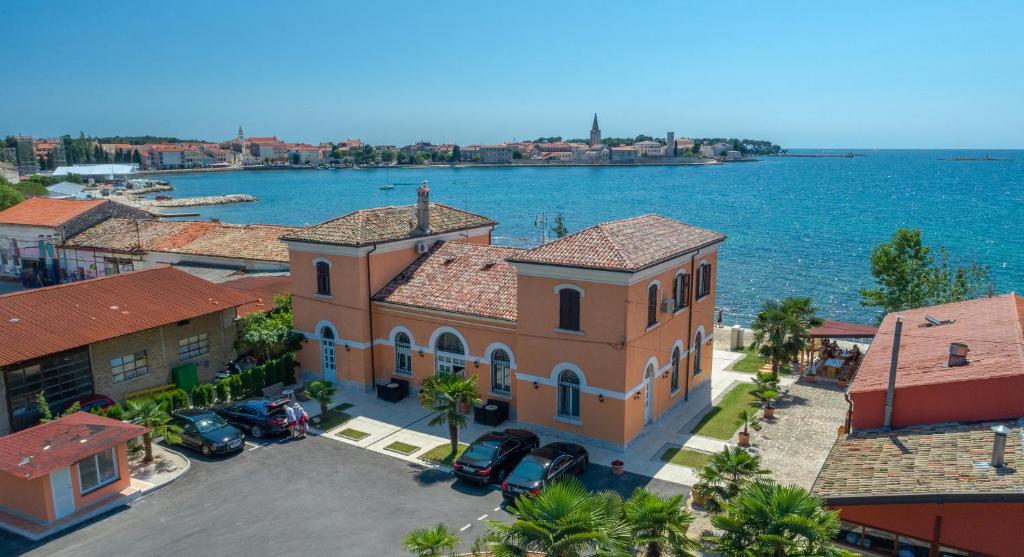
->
[[415, 181, 431, 235]]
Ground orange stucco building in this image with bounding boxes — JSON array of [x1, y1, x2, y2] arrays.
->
[[283, 184, 726, 448]]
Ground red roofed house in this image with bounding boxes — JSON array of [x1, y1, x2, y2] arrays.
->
[[0, 267, 256, 434], [284, 183, 725, 448], [811, 294, 1024, 556], [0, 197, 152, 286], [0, 412, 147, 539]]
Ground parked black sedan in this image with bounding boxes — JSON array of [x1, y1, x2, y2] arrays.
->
[[501, 442, 589, 502], [169, 409, 245, 457], [212, 399, 290, 439], [453, 428, 539, 484]]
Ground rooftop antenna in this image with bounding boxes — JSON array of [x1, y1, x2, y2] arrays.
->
[[534, 213, 548, 246]]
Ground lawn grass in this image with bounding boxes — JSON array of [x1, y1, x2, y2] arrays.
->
[[384, 441, 420, 455], [660, 447, 714, 469], [313, 403, 353, 431], [689, 383, 760, 440], [730, 347, 791, 375], [336, 428, 370, 441], [420, 442, 468, 466]]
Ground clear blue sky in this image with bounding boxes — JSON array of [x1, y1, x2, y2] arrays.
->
[[2, 1, 1022, 148]]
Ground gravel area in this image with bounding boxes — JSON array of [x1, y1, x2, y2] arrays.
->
[[739, 379, 847, 488]]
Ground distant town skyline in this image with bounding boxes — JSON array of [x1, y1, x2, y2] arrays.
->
[[3, 1, 1023, 149]]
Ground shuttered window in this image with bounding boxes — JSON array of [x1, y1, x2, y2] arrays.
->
[[558, 289, 581, 331]]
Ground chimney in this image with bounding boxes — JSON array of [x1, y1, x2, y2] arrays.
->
[[882, 316, 903, 431], [948, 342, 969, 367], [415, 181, 431, 235], [991, 425, 1011, 467]]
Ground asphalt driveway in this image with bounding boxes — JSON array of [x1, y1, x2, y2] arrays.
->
[[1, 433, 686, 557]]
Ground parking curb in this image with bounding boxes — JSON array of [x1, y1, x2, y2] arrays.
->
[[133, 443, 191, 497]]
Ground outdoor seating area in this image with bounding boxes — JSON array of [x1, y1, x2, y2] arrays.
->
[[376, 377, 410, 403], [473, 399, 510, 426], [804, 320, 876, 383]]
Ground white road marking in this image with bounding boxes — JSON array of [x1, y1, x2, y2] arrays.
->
[[459, 524, 472, 532], [246, 442, 261, 451], [477, 514, 488, 521], [493, 507, 501, 512]]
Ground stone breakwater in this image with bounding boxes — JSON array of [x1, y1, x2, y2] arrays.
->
[[142, 194, 257, 208], [125, 184, 174, 195]]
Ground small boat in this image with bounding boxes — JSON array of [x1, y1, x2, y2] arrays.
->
[[379, 184, 395, 190]]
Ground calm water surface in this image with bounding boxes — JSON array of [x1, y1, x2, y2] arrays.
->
[[154, 150, 1024, 325]]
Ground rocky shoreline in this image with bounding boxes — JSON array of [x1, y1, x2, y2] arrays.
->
[[140, 194, 258, 208]]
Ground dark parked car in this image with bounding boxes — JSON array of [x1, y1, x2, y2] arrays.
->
[[170, 409, 245, 456], [502, 442, 589, 502], [75, 394, 115, 413], [213, 399, 289, 438], [454, 428, 539, 484]]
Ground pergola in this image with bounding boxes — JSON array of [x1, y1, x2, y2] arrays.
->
[[803, 320, 878, 373]]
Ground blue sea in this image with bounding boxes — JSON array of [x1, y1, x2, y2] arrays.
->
[[153, 150, 1024, 326]]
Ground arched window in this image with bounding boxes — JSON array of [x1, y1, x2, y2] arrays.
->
[[557, 369, 581, 419], [694, 332, 703, 375], [647, 283, 659, 327], [320, 326, 336, 376], [696, 263, 712, 300], [671, 347, 680, 392], [315, 261, 331, 296], [674, 273, 691, 310], [395, 332, 412, 375], [435, 332, 466, 376], [491, 349, 511, 395], [558, 288, 581, 331]]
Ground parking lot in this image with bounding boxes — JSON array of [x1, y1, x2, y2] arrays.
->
[[0, 430, 687, 557]]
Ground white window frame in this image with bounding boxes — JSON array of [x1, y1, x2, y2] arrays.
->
[[395, 332, 412, 376], [491, 349, 512, 396], [557, 369, 581, 420], [77, 447, 119, 495], [178, 333, 209, 361], [111, 350, 149, 384]]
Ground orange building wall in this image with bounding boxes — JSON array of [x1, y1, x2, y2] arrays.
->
[[838, 501, 1024, 556], [0, 470, 53, 522], [850, 374, 1024, 431], [71, 444, 131, 510]]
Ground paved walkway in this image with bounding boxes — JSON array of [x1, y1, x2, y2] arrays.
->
[[301, 350, 794, 487]]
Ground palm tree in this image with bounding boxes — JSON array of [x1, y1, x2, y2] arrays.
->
[[624, 487, 699, 557], [710, 480, 844, 557], [402, 523, 459, 557], [694, 447, 770, 512], [418, 373, 481, 455], [124, 399, 182, 463], [779, 297, 823, 374], [305, 380, 337, 417], [735, 409, 761, 446], [751, 372, 780, 415], [751, 299, 801, 378], [487, 477, 630, 557]]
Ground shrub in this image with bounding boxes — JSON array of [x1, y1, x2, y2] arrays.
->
[[216, 379, 231, 402], [162, 388, 190, 411], [106, 404, 127, 421], [192, 384, 216, 407], [227, 375, 244, 399]]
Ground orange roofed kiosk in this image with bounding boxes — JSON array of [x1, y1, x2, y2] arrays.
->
[[0, 412, 147, 540], [812, 294, 1024, 556], [284, 183, 725, 448]]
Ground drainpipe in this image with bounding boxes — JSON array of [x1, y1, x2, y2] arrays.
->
[[683, 251, 697, 401], [367, 243, 378, 391], [882, 316, 903, 431]]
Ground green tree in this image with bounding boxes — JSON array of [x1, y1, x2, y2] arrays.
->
[[124, 398, 182, 463], [236, 310, 292, 361], [551, 213, 569, 238], [694, 446, 770, 512], [418, 373, 481, 455], [623, 487, 699, 557], [751, 297, 820, 378], [0, 181, 24, 210], [487, 477, 630, 557], [381, 149, 397, 163], [402, 523, 459, 557], [860, 228, 990, 319], [451, 145, 461, 162], [736, 409, 761, 439], [35, 391, 81, 424], [305, 380, 337, 418], [710, 481, 845, 557]]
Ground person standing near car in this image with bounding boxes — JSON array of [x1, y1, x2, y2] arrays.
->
[[284, 403, 297, 438], [293, 402, 309, 438]]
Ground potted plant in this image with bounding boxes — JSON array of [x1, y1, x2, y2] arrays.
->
[[805, 369, 816, 383], [752, 373, 779, 419], [735, 409, 761, 447], [690, 482, 710, 507], [611, 459, 625, 475]]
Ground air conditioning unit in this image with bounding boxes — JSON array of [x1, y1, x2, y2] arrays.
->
[[416, 242, 429, 254], [661, 298, 674, 313]]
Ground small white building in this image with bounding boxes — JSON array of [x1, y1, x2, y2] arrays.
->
[[634, 140, 664, 157], [610, 146, 638, 163], [46, 181, 88, 199], [479, 145, 513, 164], [53, 164, 139, 182]]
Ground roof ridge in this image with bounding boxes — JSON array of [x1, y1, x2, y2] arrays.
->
[[593, 222, 631, 267]]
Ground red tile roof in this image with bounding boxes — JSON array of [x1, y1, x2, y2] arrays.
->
[[373, 242, 521, 321], [0, 198, 106, 228], [508, 215, 725, 272], [809, 319, 877, 338], [0, 412, 147, 479], [849, 294, 1024, 394], [64, 219, 299, 263], [283, 204, 494, 247], [0, 267, 258, 367], [221, 275, 291, 317]]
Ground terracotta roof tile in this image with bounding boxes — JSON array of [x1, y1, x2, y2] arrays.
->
[[373, 242, 520, 321], [0, 198, 106, 228], [508, 215, 725, 272], [64, 219, 299, 263], [812, 421, 1024, 501], [0, 267, 257, 367], [283, 204, 494, 247], [849, 294, 1024, 393], [221, 275, 291, 317], [0, 412, 147, 479]]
